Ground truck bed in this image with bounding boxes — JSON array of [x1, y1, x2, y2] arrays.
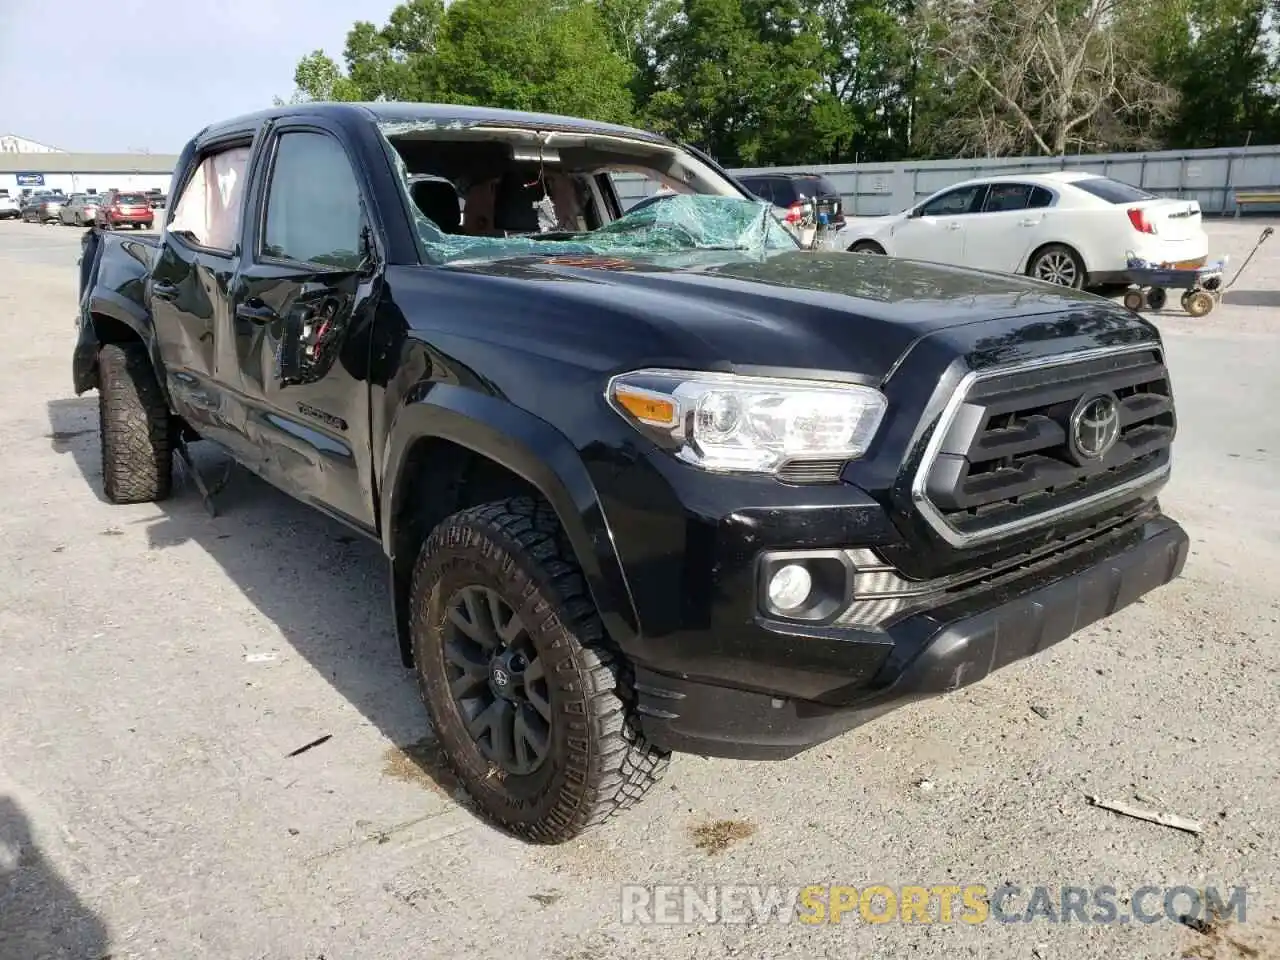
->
[[79, 227, 161, 315]]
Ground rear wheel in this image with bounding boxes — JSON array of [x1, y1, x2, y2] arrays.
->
[[1027, 244, 1086, 288], [409, 497, 669, 843], [849, 240, 885, 255], [98, 343, 173, 504]]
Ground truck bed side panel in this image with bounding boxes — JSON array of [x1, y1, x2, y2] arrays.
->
[[74, 229, 162, 394]]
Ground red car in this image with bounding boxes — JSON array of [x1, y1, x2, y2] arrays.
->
[[98, 191, 155, 230]]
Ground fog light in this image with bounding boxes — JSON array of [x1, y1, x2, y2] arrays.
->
[[767, 564, 812, 612]]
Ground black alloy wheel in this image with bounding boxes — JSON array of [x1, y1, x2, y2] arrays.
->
[[442, 584, 552, 776]]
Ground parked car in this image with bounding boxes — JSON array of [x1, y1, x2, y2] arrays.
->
[[73, 102, 1187, 843], [97, 190, 155, 230], [59, 194, 101, 226], [737, 172, 846, 247], [0, 195, 19, 219], [836, 171, 1209, 289], [21, 193, 67, 223]]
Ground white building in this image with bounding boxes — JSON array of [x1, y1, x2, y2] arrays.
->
[[0, 140, 178, 197]]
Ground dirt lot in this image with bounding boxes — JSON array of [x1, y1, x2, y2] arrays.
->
[[0, 218, 1277, 960]]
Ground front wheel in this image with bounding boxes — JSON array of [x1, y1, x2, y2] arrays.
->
[[409, 497, 669, 843], [849, 240, 885, 255], [1027, 244, 1086, 289]]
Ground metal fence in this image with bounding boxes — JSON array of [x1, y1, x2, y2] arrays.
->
[[614, 144, 1280, 216]]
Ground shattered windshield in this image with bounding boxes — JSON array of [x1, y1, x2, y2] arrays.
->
[[380, 124, 798, 266], [410, 194, 797, 265]]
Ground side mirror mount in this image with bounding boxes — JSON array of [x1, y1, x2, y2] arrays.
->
[[277, 293, 349, 386]]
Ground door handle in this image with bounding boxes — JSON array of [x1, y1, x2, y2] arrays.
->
[[236, 299, 279, 324], [152, 281, 178, 301], [946, 222, 961, 230], [1019, 218, 1041, 227]]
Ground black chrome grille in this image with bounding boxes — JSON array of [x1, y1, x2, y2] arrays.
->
[[919, 347, 1174, 540]]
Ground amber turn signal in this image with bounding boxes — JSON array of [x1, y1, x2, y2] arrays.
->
[[613, 385, 678, 427]]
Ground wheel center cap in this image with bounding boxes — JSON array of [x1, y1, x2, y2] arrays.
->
[[489, 651, 526, 699]]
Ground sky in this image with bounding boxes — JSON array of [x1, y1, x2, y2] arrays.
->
[[0, 0, 397, 154]]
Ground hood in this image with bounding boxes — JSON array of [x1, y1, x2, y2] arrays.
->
[[431, 250, 1143, 381]]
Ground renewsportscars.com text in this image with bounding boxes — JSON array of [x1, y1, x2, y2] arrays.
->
[[619, 884, 1249, 926]]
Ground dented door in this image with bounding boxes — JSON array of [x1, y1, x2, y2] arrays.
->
[[228, 124, 379, 534]]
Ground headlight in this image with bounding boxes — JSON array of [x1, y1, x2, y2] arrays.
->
[[606, 368, 887, 474]]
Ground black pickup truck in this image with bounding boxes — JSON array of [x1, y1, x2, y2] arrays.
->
[[73, 102, 1189, 843]]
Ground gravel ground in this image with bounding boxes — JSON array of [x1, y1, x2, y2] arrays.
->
[[0, 217, 1276, 960]]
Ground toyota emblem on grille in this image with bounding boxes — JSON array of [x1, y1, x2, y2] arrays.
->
[[1069, 393, 1121, 463]]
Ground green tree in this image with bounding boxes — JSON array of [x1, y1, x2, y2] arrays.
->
[[280, 0, 634, 124], [646, 0, 839, 165], [432, 0, 635, 122], [1159, 0, 1279, 147], [284, 0, 1280, 164], [813, 0, 923, 161], [278, 50, 363, 103]]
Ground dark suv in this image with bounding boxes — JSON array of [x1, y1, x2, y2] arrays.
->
[[73, 102, 1188, 843], [739, 172, 846, 243]]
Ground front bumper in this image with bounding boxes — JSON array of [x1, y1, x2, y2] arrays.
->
[[635, 513, 1188, 759]]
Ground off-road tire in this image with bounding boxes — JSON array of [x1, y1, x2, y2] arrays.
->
[[98, 343, 172, 503], [409, 496, 670, 843]]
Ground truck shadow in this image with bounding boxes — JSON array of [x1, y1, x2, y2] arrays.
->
[[45, 397, 470, 812], [0, 795, 111, 960]]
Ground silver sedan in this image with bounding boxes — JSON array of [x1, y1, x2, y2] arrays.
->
[[59, 194, 100, 227]]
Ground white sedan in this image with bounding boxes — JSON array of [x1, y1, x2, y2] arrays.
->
[[835, 171, 1209, 289]]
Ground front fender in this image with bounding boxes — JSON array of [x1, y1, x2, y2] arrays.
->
[[380, 384, 641, 651]]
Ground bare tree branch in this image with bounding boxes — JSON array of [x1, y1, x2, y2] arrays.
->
[[920, 0, 1175, 156]]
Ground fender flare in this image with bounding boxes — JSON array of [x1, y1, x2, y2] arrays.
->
[[77, 289, 169, 399], [88, 289, 154, 346], [380, 385, 641, 656]]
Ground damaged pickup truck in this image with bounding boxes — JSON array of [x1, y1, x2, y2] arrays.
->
[[73, 103, 1189, 843]]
